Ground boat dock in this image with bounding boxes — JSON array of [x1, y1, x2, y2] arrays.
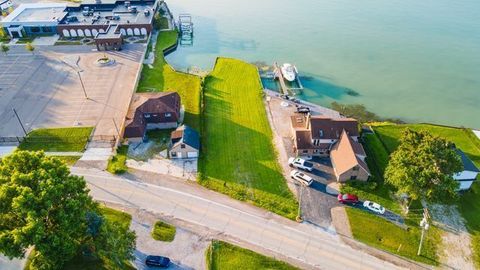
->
[[272, 62, 304, 95], [178, 14, 193, 45]]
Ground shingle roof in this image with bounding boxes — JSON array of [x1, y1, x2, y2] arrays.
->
[[310, 116, 359, 139], [330, 130, 370, 176], [456, 149, 480, 173], [171, 125, 200, 150]]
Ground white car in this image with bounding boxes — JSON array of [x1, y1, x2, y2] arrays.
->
[[290, 170, 313, 186], [288, 157, 314, 172], [363, 201, 386, 214]]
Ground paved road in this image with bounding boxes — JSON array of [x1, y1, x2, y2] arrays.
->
[[71, 167, 404, 270]]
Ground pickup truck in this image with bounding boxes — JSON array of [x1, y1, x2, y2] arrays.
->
[[288, 157, 314, 172]]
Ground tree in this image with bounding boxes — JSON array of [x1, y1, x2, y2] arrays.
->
[[384, 129, 463, 205], [1, 44, 9, 55], [25, 42, 35, 54], [0, 151, 94, 269], [0, 151, 136, 269]]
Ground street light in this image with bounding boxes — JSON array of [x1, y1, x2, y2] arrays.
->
[[76, 70, 89, 99], [417, 209, 430, 256]]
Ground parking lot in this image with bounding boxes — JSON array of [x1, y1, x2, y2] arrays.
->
[[0, 45, 143, 140]]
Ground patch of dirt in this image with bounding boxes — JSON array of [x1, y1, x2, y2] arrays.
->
[[331, 206, 352, 238], [428, 204, 475, 270]]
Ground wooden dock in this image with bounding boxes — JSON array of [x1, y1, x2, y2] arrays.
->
[[273, 62, 289, 95]]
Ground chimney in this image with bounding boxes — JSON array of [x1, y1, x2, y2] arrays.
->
[[306, 113, 311, 130]]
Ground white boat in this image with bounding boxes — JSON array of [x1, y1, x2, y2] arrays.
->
[[280, 63, 297, 82]]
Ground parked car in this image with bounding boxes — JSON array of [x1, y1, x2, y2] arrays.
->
[[363, 201, 386, 214], [290, 170, 313, 186], [337, 193, 359, 204], [299, 155, 313, 161], [145, 255, 171, 268], [288, 157, 314, 172], [296, 106, 310, 114]]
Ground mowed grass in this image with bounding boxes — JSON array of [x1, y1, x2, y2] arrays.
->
[[372, 123, 480, 267], [207, 241, 298, 270], [200, 57, 298, 220], [151, 221, 176, 242], [346, 208, 441, 265], [18, 127, 93, 152], [107, 145, 128, 174], [137, 30, 202, 130]]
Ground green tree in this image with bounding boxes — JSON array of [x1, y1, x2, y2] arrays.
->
[[1, 44, 9, 55], [0, 151, 94, 269], [0, 151, 137, 269], [384, 129, 463, 205], [25, 42, 35, 54]]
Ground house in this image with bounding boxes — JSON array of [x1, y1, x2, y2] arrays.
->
[[330, 130, 370, 182], [454, 149, 479, 190], [0, 0, 13, 11], [124, 92, 181, 142], [169, 125, 200, 159], [290, 114, 359, 156]]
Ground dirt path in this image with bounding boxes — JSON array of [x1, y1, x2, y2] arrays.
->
[[429, 204, 475, 270]]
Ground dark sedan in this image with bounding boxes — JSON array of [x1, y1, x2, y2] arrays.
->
[[145, 255, 171, 268]]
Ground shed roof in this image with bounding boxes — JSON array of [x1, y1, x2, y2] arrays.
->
[[171, 125, 200, 150], [456, 149, 480, 173]]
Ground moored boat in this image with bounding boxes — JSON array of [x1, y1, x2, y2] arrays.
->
[[280, 63, 297, 82]]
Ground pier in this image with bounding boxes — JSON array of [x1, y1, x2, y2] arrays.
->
[[272, 62, 304, 95], [178, 14, 193, 45]]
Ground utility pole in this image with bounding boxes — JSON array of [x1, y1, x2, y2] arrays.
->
[[417, 208, 430, 256], [76, 70, 88, 99], [12, 108, 27, 136]]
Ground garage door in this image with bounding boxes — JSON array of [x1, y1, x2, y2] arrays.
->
[[187, 152, 198, 158]]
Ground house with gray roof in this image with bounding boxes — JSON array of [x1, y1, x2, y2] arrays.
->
[[454, 149, 479, 190], [169, 125, 200, 159]]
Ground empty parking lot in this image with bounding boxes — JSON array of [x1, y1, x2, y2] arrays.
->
[[0, 45, 143, 141]]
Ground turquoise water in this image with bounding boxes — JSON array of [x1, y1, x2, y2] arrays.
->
[[166, 0, 480, 128]]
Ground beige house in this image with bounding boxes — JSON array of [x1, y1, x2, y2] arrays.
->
[[330, 130, 370, 182], [169, 125, 200, 159]]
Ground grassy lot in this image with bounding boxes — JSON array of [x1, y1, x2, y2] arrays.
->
[[107, 145, 128, 174], [346, 208, 441, 265], [151, 221, 176, 242], [206, 241, 298, 270], [50, 155, 82, 166], [25, 206, 134, 270], [372, 123, 480, 267], [137, 30, 202, 130], [199, 57, 298, 220], [18, 127, 93, 152]]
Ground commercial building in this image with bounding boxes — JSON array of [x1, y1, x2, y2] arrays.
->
[[1, 0, 158, 49]]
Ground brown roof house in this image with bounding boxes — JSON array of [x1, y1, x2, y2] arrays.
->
[[330, 130, 370, 182], [290, 114, 370, 182], [124, 92, 182, 142], [169, 125, 200, 159]]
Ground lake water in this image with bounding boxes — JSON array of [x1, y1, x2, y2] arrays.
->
[[165, 0, 480, 128]]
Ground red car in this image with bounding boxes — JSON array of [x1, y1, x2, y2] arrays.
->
[[337, 193, 359, 204]]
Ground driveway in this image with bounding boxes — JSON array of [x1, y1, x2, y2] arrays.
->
[[72, 167, 405, 270], [128, 209, 209, 270]]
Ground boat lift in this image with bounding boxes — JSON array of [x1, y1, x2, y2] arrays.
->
[[273, 62, 304, 95], [178, 14, 193, 46]]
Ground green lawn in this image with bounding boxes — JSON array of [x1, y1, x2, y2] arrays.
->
[[107, 145, 128, 174], [371, 123, 480, 267], [137, 30, 202, 130], [50, 155, 82, 166], [25, 207, 133, 270], [151, 221, 176, 242], [18, 127, 93, 152], [206, 241, 298, 270], [199, 57, 298, 220], [346, 208, 441, 265]]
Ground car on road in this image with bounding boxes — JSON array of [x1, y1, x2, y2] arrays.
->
[[288, 157, 314, 172], [363, 201, 385, 214], [290, 170, 313, 186], [145, 255, 171, 268], [337, 193, 359, 204]]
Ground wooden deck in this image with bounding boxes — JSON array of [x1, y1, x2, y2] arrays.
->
[[273, 62, 289, 95]]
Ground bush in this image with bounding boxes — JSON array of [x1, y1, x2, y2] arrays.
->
[[151, 221, 176, 242]]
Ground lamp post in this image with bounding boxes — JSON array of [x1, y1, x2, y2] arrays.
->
[[417, 209, 430, 256], [76, 70, 88, 99], [12, 108, 27, 136]]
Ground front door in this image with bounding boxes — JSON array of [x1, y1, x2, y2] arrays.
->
[[11, 31, 20, 38]]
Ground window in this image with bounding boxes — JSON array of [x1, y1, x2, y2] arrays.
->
[[181, 144, 186, 149], [41, 26, 52, 33], [30, 27, 40, 33], [319, 130, 324, 137], [350, 175, 357, 180], [352, 166, 359, 171], [302, 150, 308, 154], [171, 152, 177, 157], [144, 114, 151, 118], [165, 113, 172, 117]]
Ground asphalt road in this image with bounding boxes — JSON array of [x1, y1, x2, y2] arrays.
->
[[72, 167, 405, 270]]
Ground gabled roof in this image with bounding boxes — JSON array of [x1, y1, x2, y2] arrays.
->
[[171, 125, 200, 150], [456, 149, 480, 173], [330, 130, 370, 176], [310, 116, 359, 139]]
